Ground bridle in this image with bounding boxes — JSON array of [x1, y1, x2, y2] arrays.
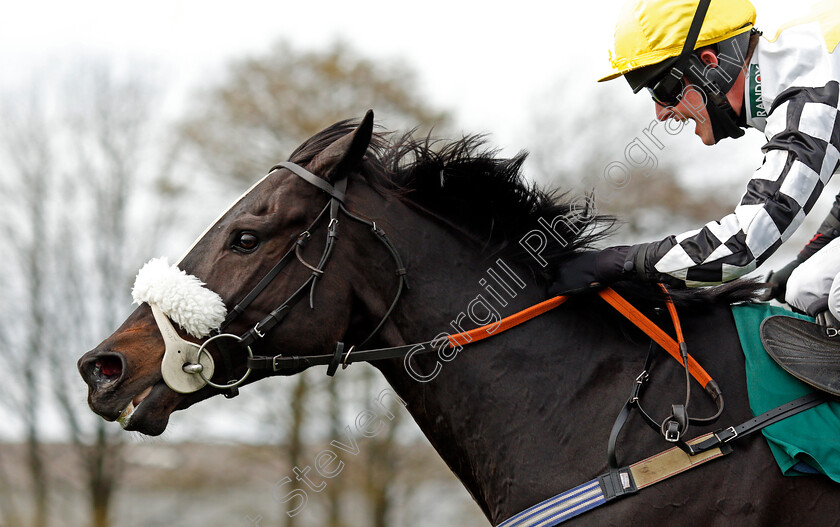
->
[[187, 161, 409, 397], [152, 159, 722, 439], [138, 159, 835, 527]]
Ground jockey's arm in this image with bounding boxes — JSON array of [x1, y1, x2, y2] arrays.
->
[[549, 82, 840, 296], [634, 82, 840, 287]]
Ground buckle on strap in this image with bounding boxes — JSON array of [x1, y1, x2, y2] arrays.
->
[[662, 404, 688, 443], [714, 426, 738, 443], [630, 370, 648, 403], [598, 468, 637, 502], [664, 421, 682, 442], [342, 345, 356, 370]]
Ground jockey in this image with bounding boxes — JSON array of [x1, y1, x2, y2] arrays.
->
[[550, 0, 840, 390]]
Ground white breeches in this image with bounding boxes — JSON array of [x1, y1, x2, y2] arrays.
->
[[786, 237, 840, 319]]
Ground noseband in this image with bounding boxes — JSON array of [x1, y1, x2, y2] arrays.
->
[[139, 161, 408, 397]]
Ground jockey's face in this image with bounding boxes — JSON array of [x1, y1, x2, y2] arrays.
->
[[654, 82, 716, 145], [650, 49, 745, 147]]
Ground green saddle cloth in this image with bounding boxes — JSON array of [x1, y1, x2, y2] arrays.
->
[[732, 303, 840, 483]]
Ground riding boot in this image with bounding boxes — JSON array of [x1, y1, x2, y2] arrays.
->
[[760, 307, 840, 397]]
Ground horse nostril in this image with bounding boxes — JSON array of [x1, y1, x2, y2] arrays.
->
[[95, 356, 123, 378], [82, 353, 125, 385]]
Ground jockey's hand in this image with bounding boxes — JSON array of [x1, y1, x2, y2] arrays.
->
[[760, 259, 801, 303], [547, 246, 633, 296]]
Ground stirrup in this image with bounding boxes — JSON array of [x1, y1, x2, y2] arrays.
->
[[760, 315, 840, 396]]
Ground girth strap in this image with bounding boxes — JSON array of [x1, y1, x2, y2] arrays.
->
[[687, 391, 826, 455], [496, 433, 732, 527], [498, 391, 828, 526]]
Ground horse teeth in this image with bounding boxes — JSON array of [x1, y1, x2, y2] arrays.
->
[[117, 386, 152, 429], [117, 401, 134, 429]]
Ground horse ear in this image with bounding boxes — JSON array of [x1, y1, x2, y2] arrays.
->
[[308, 110, 374, 181]]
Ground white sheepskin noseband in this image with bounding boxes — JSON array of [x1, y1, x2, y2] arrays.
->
[[132, 257, 227, 338]]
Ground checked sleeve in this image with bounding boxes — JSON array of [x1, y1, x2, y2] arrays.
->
[[797, 192, 840, 261], [641, 81, 840, 287]]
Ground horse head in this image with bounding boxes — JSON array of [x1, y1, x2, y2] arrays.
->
[[77, 111, 402, 436]]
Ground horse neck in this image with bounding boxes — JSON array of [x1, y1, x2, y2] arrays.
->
[[357, 199, 625, 522], [360, 204, 748, 524]]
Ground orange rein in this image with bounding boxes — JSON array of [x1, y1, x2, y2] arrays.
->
[[446, 286, 714, 390]]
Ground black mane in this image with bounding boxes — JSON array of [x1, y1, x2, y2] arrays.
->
[[290, 119, 614, 281], [289, 119, 762, 305]]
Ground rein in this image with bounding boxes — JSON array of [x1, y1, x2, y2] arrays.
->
[[143, 159, 830, 526], [191, 161, 724, 441], [156, 160, 724, 448]]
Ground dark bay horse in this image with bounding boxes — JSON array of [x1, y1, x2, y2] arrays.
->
[[78, 112, 840, 525]]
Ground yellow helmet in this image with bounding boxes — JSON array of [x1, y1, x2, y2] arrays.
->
[[599, 0, 756, 83]]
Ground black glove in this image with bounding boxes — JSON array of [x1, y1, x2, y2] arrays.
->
[[548, 246, 634, 296], [759, 259, 801, 303]]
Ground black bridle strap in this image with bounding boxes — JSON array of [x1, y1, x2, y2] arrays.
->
[[308, 175, 348, 307], [274, 161, 346, 203], [215, 161, 408, 374], [225, 159, 350, 320], [236, 204, 337, 348], [218, 202, 331, 331], [248, 339, 435, 372], [210, 198, 331, 397], [338, 203, 409, 348], [259, 205, 409, 374], [249, 296, 571, 372]]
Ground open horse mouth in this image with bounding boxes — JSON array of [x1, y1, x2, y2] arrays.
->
[[120, 381, 215, 435], [79, 347, 182, 435], [97, 377, 181, 436], [117, 383, 155, 428], [88, 353, 158, 427]]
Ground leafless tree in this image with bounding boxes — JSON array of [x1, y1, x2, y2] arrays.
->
[[178, 40, 451, 187], [0, 87, 57, 527], [0, 60, 179, 527], [177, 39, 452, 525]]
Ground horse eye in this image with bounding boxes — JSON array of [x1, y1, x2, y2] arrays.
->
[[233, 232, 260, 253]]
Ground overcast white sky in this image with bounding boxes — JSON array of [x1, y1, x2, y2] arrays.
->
[[0, 1, 615, 145], [0, 1, 795, 148], [0, 0, 816, 441]]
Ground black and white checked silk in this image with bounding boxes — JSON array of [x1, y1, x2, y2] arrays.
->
[[645, 81, 840, 287]]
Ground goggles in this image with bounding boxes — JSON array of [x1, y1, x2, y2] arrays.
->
[[647, 70, 686, 107]]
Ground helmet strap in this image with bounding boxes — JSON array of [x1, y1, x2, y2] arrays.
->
[[705, 91, 746, 142], [683, 52, 747, 143]]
